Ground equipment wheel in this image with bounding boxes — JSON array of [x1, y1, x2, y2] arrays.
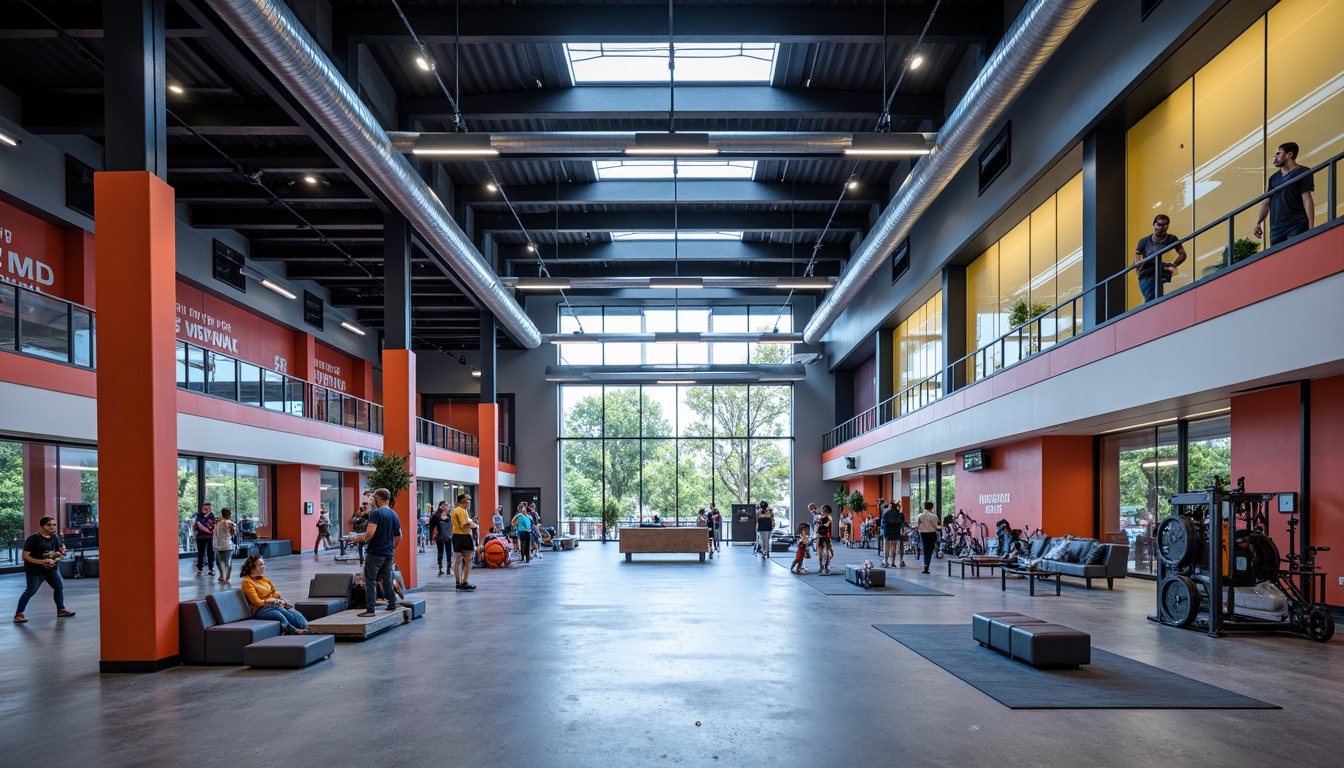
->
[[1305, 607, 1335, 643], [1160, 575, 1200, 627], [1156, 516, 1197, 568]]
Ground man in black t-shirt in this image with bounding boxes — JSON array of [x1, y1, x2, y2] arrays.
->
[[14, 517, 77, 623], [755, 501, 774, 559], [1255, 142, 1316, 246], [1133, 214, 1187, 302]]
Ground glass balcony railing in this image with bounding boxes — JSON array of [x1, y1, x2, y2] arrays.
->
[[824, 148, 1344, 452], [0, 283, 95, 368], [416, 417, 479, 456], [176, 339, 383, 435]]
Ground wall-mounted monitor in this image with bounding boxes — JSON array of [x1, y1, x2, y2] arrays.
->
[[962, 449, 990, 472]]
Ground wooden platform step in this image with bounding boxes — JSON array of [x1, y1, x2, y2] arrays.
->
[[307, 607, 412, 640]]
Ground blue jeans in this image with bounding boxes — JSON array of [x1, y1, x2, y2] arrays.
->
[[17, 569, 65, 614], [364, 554, 396, 611], [1138, 278, 1157, 302], [254, 604, 308, 632]]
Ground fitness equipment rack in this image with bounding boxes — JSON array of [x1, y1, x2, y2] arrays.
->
[[1152, 477, 1334, 642]]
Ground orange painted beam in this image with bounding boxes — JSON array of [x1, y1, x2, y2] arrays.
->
[[93, 171, 180, 671], [275, 464, 321, 555], [477, 402, 501, 541], [382, 349, 418, 588]]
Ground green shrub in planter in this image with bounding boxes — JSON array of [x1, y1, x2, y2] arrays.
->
[[1203, 237, 1261, 276]]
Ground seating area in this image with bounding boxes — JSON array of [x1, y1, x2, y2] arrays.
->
[[972, 611, 1091, 669], [844, 563, 887, 587], [1019, 537, 1129, 590]]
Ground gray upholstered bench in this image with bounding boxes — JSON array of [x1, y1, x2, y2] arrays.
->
[[296, 573, 354, 620], [244, 634, 336, 668], [204, 590, 284, 664], [972, 611, 1027, 647], [988, 615, 1048, 657], [397, 598, 426, 619], [844, 563, 886, 587], [1009, 623, 1091, 668]]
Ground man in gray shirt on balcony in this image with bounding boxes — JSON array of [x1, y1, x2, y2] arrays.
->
[[1134, 214, 1187, 302]]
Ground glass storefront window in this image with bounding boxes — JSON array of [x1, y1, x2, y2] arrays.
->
[[320, 470, 344, 537], [18, 290, 70, 362], [178, 456, 200, 553], [0, 284, 16, 352]]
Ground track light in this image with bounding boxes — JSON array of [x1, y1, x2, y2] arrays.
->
[[168, 84, 185, 95], [416, 55, 435, 72], [485, 181, 498, 193], [303, 175, 319, 185], [526, 243, 536, 252], [909, 54, 925, 71], [846, 179, 859, 190]]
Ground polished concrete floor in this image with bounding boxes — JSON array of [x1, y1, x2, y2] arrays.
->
[[1, 541, 1341, 767]]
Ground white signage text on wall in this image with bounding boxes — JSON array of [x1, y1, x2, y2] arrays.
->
[[314, 359, 347, 392], [175, 303, 240, 354], [979, 492, 1010, 516], [1, 227, 57, 291]]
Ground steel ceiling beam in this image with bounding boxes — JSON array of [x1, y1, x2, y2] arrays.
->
[[190, 208, 383, 229], [502, 241, 849, 264], [335, 3, 998, 45], [172, 182, 370, 204], [166, 147, 343, 173], [460, 180, 880, 206], [477, 210, 866, 234], [24, 97, 302, 136]]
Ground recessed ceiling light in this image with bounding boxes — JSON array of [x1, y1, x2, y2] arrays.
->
[[526, 243, 536, 252], [303, 175, 319, 184], [168, 84, 185, 95], [471, 369, 482, 378], [415, 55, 435, 72], [485, 182, 498, 192], [846, 180, 859, 190], [910, 54, 925, 70]]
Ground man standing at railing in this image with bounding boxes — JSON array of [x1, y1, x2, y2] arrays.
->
[[1133, 214, 1187, 302], [1255, 142, 1316, 247]]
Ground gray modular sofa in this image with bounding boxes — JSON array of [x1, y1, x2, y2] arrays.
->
[[179, 590, 281, 665], [296, 573, 354, 620], [1023, 537, 1128, 590]]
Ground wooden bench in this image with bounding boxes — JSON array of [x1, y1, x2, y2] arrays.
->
[[618, 527, 709, 562]]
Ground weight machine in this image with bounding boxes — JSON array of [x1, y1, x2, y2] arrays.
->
[[1152, 477, 1334, 642]]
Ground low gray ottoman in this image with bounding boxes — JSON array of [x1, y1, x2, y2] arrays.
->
[[397, 598, 427, 619], [844, 564, 887, 587], [989, 615, 1048, 655], [972, 612, 1025, 646], [1009, 623, 1091, 668], [243, 634, 336, 668]]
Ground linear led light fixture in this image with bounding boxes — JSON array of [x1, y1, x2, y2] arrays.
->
[[844, 133, 931, 156], [656, 380, 696, 385], [545, 332, 804, 345], [626, 132, 718, 156], [411, 132, 499, 156], [649, 277, 704, 289], [545, 364, 807, 383], [0, 130, 19, 147], [340, 321, 367, 336], [506, 276, 835, 291], [260, 279, 297, 300]]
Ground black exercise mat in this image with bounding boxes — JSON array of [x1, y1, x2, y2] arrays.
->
[[872, 624, 1278, 709], [770, 559, 949, 596]]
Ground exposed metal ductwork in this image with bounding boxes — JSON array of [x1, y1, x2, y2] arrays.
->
[[204, 0, 541, 348], [803, 0, 1100, 344], [386, 132, 934, 157]]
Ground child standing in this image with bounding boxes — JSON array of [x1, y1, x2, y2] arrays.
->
[[791, 523, 812, 574]]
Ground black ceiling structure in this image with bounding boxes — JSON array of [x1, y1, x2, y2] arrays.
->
[[0, 0, 1005, 351]]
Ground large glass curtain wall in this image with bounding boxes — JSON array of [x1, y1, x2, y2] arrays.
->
[[559, 384, 793, 538], [0, 441, 99, 564], [1126, 0, 1344, 307], [893, 292, 943, 410], [908, 463, 956, 521], [965, 174, 1083, 382], [320, 470, 343, 540], [1099, 415, 1230, 576], [557, 304, 794, 365], [177, 456, 272, 552]]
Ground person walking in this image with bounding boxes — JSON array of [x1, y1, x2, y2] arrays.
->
[[1255, 142, 1316, 246], [353, 488, 402, 617], [192, 502, 217, 576], [450, 492, 479, 591], [915, 502, 942, 574], [13, 517, 76, 623], [430, 501, 453, 576], [707, 503, 722, 553], [215, 508, 238, 585], [815, 505, 834, 574], [313, 506, 332, 560], [755, 501, 774, 559]]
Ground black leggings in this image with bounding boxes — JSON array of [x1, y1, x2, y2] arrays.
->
[[435, 539, 451, 566], [920, 532, 938, 568], [518, 531, 532, 561], [195, 539, 216, 570]]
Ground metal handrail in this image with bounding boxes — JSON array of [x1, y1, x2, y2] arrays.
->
[[824, 149, 1344, 452], [0, 282, 97, 369], [176, 339, 384, 435], [416, 417, 480, 457]]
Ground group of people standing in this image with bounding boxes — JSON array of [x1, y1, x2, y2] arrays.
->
[[189, 502, 241, 585]]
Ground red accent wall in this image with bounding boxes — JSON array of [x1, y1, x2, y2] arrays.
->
[[175, 279, 293, 371], [1308, 376, 1344, 595], [954, 436, 1093, 537], [0, 198, 67, 297], [433, 403, 480, 435], [314, 342, 358, 394]]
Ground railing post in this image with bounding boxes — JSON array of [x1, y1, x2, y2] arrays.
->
[[1329, 160, 1337, 224], [1228, 215, 1236, 270]]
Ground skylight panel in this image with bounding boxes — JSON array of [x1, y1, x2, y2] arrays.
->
[[566, 43, 777, 84], [595, 160, 757, 180], [610, 231, 744, 241]]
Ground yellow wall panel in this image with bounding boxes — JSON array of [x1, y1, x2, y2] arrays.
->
[[1128, 79, 1193, 308]]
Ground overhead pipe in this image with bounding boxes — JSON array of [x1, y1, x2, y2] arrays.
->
[[803, 0, 1100, 344], [204, 0, 541, 348], [387, 131, 934, 155]]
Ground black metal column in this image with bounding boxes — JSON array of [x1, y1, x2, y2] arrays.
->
[[942, 265, 968, 395], [479, 312, 497, 405], [1300, 380, 1311, 554], [103, 0, 167, 175], [874, 329, 894, 405], [1082, 129, 1127, 330], [383, 213, 411, 350]]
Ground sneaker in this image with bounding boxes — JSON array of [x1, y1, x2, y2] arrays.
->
[[460, 582, 477, 591], [207, 570, 214, 576], [922, 568, 930, 574], [57, 610, 76, 618], [899, 562, 906, 568], [438, 568, 445, 576], [357, 611, 377, 618], [13, 613, 26, 623]]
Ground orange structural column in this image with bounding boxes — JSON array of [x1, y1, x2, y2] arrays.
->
[[275, 464, 321, 555], [94, 171, 180, 672], [477, 402, 500, 543], [383, 349, 418, 588]]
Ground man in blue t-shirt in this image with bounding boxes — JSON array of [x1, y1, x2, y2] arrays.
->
[[353, 488, 402, 617], [1255, 142, 1316, 246]]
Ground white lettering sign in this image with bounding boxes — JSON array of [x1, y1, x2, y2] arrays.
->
[[174, 302, 240, 354], [3, 248, 56, 291], [978, 492, 1010, 517], [313, 359, 347, 391]]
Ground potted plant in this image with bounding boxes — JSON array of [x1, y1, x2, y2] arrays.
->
[[365, 451, 413, 507], [1008, 298, 1052, 354], [834, 485, 851, 515], [1203, 236, 1261, 276]]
